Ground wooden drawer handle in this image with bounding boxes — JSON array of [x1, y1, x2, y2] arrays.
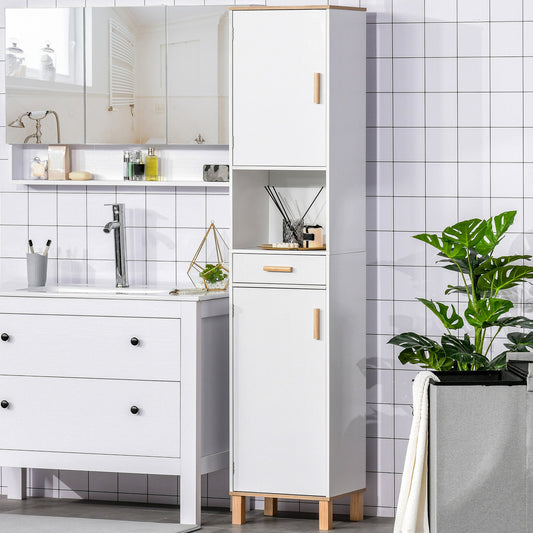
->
[[314, 73, 321, 104], [263, 266, 293, 273], [313, 308, 320, 340]]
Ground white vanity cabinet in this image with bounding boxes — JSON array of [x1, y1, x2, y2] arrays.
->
[[229, 6, 366, 531], [0, 291, 229, 527]]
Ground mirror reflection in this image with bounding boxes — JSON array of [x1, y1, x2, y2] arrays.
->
[[166, 6, 228, 145], [5, 6, 229, 146], [6, 8, 85, 144], [85, 6, 166, 144]]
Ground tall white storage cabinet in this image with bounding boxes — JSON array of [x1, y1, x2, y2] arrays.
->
[[229, 6, 366, 531]]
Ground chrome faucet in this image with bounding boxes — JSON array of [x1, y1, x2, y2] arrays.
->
[[103, 203, 128, 288]]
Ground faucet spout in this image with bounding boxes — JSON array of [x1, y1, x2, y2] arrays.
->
[[103, 221, 120, 234], [103, 204, 128, 288]]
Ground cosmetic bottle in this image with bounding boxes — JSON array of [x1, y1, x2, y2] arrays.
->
[[123, 151, 130, 181], [144, 147, 160, 181], [128, 151, 135, 180], [131, 151, 145, 181]]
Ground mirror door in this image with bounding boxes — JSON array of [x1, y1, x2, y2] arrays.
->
[[6, 6, 230, 146], [166, 6, 229, 145], [85, 6, 166, 144], [6, 8, 85, 144]]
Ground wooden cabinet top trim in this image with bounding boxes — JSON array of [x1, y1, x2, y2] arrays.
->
[[228, 5, 366, 12]]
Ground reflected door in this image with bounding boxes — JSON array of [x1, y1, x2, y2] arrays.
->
[[167, 6, 229, 145]]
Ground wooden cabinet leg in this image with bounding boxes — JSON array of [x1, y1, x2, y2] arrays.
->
[[264, 497, 278, 516], [349, 490, 364, 521], [232, 495, 247, 525], [319, 500, 333, 531]]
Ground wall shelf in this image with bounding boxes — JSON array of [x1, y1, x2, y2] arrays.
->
[[10, 144, 230, 187], [15, 179, 229, 188]]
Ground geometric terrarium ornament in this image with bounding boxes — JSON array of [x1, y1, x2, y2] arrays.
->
[[187, 222, 230, 291]]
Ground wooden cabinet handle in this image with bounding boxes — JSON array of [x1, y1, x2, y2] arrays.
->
[[314, 73, 321, 104], [263, 266, 293, 273], [313, 308, 320, 340]]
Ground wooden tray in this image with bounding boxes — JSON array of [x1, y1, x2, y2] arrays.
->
[[258, 244, 326, 251]]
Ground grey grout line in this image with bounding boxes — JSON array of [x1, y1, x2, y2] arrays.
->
[[522, 0, 526, 315], [423, 0, 428, 340], [488, 0, 493, 219], [455, 0, 460, 322], [369, 55, 533, 58], [390, 0, 397, 509]]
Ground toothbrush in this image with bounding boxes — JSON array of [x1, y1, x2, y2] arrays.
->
[[43, 239, 51, 256], [28, 240, 34, 254]]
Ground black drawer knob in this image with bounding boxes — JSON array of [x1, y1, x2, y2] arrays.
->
[[1, 333, 9, 342], [1, 400, 9, 409], [130, 405, 139, 415], [130, 337, 139, 346]]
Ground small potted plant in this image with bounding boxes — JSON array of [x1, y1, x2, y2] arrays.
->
[[200, 263, 229, 291], [389, 211, 533, 533]]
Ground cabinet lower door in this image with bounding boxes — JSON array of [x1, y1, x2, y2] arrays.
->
[[232, 10, 327, 167], [233, 287, 327, 495]]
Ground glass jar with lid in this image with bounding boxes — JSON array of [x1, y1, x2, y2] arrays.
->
[[40, 42, 56, 82], [6, 41, 25, 77]]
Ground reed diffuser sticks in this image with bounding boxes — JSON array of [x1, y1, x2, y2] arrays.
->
[[264, 185, 324, 246], [264, 186, 300, 244]]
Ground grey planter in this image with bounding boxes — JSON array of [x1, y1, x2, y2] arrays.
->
[[428, 364, 531, 533]]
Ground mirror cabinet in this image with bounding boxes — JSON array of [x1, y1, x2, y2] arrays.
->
[[6, 6, 229, 146]]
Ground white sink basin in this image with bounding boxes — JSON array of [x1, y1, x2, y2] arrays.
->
[[35, 285, 173, 296]]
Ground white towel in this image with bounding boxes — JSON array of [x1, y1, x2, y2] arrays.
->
[[394, 371, 439, 533]]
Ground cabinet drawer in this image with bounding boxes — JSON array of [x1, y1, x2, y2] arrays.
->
[[0, 376, 180, 458], [233, 253, 326, 285], [0, 314, 180, 380]]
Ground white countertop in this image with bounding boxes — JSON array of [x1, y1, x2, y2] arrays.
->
[[0, 285, 229, 302]]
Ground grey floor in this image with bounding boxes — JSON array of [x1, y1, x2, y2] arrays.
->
[[0, 497, 394, 532]]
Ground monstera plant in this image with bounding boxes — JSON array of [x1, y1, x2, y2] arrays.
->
[[389, 210, 533, 371]]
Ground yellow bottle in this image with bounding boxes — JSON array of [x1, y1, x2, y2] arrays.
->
[[144, 147, 160, 181]]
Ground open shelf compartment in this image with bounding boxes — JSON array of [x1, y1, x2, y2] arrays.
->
[[231, 168, 326, 251]]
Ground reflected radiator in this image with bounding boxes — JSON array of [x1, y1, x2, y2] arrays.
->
[[109, 18, 135, 110]]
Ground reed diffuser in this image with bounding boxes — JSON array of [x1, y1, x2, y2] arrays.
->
[[264, 185, 324, 248]]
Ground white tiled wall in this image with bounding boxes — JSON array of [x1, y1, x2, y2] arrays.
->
[[0, 0, 531, 521], [365, 0, 533, 518]]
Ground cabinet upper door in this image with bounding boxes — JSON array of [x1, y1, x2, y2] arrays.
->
[[232, 10, 327, 167], [232, 286, 327, 495]]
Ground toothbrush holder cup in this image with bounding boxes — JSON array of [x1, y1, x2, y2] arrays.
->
[[27, 253, 48, 287]]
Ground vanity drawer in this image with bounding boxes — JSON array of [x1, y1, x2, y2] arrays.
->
[[0, 376, 180, 458], [0, 314, 180, 381], [233, 253, 326, 285]]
